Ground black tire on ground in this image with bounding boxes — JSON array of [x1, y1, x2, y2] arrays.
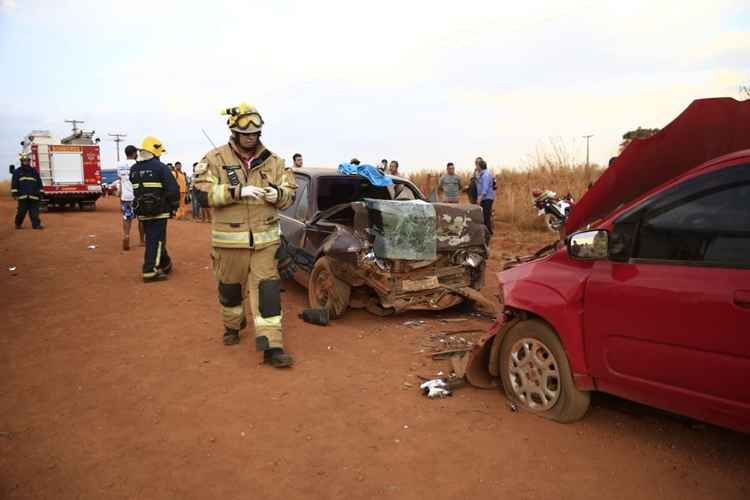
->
[[308, 257, 351, 319], [498, 319, 590, 423], [543, 213, 562, 232]]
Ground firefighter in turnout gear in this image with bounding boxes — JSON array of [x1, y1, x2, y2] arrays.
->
[[193, 103, 297, 368], [130, 136, 179, 282], [12, 153, 43, 229]]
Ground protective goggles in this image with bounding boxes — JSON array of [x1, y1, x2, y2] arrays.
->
[[229, 112, 264, 131]]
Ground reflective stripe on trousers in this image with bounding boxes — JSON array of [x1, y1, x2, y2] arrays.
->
[[211, 224, 280, 248]]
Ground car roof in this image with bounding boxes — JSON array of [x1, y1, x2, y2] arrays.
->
[[291, 166, 412, 183]]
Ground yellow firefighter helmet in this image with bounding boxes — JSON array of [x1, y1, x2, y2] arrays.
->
[[140, 136, 167, 157], [221, 102, 264, 134]]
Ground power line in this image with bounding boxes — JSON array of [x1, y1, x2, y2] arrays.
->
[[108, 133, 127, 162]]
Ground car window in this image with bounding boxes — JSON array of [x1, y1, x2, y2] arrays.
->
[[393, 183, 417, 200], [296, 182, 309, 220], [281, 175, 309, 221], [316, 177, 422, 211], [635, 180, 750, 267]]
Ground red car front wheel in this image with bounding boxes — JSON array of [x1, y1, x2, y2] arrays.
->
[[499, 319, 590, 423]]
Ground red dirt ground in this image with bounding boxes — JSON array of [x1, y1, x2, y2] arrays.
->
[[1, 197, 748, 500]]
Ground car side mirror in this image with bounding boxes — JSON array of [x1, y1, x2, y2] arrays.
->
[[567, 230, 609, 260]]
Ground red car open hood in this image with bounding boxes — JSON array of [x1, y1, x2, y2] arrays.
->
[[565, 97, 750, 234]]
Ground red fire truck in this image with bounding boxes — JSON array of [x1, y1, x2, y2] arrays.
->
[[19, 126, 103, 210]]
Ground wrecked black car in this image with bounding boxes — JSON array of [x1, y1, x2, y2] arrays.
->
[[279, 167, 495, 318]]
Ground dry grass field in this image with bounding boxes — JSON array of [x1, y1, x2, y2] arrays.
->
[[410, 163, 604, 230], [0, 180, 11, 197]]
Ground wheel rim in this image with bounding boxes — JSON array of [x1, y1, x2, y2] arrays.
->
[[507, 337, 561, 411]]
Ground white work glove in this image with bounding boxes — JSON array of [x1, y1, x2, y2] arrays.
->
[[263, 187, 279, 204], [240, 185, 266, 199]]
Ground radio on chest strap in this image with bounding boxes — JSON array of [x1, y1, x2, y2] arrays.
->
[[224, 167, 241, 186]]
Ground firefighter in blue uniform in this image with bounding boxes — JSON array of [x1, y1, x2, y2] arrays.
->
[[11, 153, 44, 229], [130, 136, 179, 282]]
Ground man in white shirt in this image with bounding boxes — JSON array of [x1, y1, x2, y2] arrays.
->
[[117, 145, 143, 250]]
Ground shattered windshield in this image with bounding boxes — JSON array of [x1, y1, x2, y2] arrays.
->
[[365, 199, 437, 260]]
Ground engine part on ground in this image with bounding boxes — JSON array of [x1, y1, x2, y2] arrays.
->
[[299, 308, 330, 326]]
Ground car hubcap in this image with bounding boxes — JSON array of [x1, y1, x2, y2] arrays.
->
[[507, 338, 560, 411]]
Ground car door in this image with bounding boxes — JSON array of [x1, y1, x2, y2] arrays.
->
[[279, 174, 313, 285], [584, 163, 750, 428]]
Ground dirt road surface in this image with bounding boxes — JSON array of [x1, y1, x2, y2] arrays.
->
[[1, 198, 748, 500]]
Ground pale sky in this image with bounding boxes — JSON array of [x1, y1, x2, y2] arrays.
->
[[1, 0, 748, 179]]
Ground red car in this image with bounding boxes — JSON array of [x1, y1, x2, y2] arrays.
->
[[467, 98, 750, 432]]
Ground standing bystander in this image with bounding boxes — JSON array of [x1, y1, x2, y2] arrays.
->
[[475, 158, 496, 237], [117, 145, 144, 250], [438, 162, 461, 203], [292, 153, 303, 168], [173, 161, 189, 219], [191, 162, 201, 220]]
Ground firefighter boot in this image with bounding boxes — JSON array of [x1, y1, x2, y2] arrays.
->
[[263, 348, 294, 368], [143, 270, 168, 283], [223, 327, 240, 346], [160, 259, 173, 275]]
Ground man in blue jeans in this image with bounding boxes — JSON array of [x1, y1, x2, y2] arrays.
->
[[475, 158, 495, 237]]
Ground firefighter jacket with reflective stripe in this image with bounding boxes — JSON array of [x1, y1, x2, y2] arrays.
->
[[193, 142, 296, 249], [129, 157, 180, 220], [11, 165, 42, 200]]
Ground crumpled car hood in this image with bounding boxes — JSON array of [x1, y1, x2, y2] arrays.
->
[[565, 97, 750, 235]]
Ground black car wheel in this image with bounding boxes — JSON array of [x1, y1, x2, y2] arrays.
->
[[308, 257, 351, 319]]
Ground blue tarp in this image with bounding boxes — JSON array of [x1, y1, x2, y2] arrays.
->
[[337, 163, 393, 187]]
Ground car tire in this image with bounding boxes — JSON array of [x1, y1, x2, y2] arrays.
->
[[498, 319, 590, 423], [308, 257, 351, 319], [543, 213, 562, 232]]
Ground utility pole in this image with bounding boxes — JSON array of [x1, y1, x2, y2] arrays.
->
[[583, 134, 594, 168], [65, 119, 85, 134], [108, 133, 127, 162]]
